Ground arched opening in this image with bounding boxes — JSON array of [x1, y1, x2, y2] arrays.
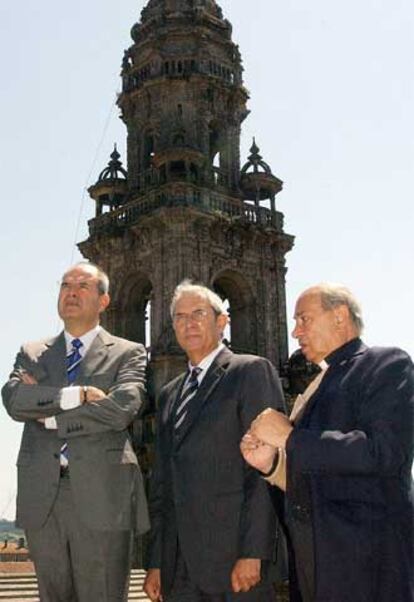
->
[[222, 298, 231, 347], [209, 122, 228, 187], [143, 134, 155, 169], [209, 126, 220, 161], [114, 275, 153, 352], [145, 300, 151, 352], [170, 160, 186, 180], [213, 270, 257, 355]]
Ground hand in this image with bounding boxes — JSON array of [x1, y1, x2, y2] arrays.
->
[[143, 568, 163, 601], [20, 372, 37, 385], [84, 386, 106, 403], [37, 418, 46, 424], [231, 558, 261, 593], [250, 408, 293, 449], [240, 432, 277, 473]]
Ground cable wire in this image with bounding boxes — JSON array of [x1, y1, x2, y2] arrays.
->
[[69, 93, 119, 264]]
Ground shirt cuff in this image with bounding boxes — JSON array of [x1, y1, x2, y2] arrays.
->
[[44, 416, 57, 429], [264, 448, 287, 491], [60, 386, 82, 410], [260, 450, 279, 477]]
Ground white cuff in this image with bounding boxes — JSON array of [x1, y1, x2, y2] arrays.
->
[[44, 416, 57, 429], [60, 386, 81, 410]]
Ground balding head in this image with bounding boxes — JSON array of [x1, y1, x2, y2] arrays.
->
[[58, 262, 110, 336], [292, 283, 362, 364]]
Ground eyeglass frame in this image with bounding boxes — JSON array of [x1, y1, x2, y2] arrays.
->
[[172, 308, 221, 326]]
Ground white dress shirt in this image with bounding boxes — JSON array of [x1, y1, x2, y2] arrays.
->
[[44, 325, 101, 429], [186, 342, 225, 386]]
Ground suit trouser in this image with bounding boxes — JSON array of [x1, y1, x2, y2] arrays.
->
[[286, 510, 315, 602], [165, 547, 276, 602], [26, 474, 132, 602]]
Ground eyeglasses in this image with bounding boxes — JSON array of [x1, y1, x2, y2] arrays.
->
[[173, 309, 212, 326]]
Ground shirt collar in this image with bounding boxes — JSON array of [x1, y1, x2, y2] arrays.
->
[[188, 342, 225, 381], [64, 324, 101, 355]]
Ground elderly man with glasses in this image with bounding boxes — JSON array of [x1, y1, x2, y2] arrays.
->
[[144, 280, 286, 602]]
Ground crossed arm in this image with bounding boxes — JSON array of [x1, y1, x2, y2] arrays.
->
[[2, 343, 147, 435]]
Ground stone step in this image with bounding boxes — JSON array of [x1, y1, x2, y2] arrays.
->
[[0, 569, 150, 601]]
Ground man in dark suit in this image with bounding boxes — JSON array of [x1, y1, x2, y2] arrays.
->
[[143, 281, 285, 602], [2, 262, 149, 602], [242, 283, 414, 602]]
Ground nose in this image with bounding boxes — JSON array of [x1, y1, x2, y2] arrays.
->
[[64, 285, 78, 298], [184, 317, 199, 329], [292, 322, 301, 339]]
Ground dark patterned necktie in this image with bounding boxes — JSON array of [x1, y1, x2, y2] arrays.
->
[[174, 367, 202, 430], [60, 338, 84, 466]]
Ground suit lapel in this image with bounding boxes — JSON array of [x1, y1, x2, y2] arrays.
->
[[174, 348, 233, 447], [43, 333, 67, 385], [163, 373, 188, 423], [77, 328, 114, 381], [297, 340, 367, 425]]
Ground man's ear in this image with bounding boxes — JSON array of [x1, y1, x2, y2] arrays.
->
[[217, 313, 228, 334], [99, 293, 111, 313], [334, 304, 348, 327]]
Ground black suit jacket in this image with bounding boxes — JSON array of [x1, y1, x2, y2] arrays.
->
[[2, 329, 150, 534], [146, 348, 285, 595], [286, 338, 414, 602]]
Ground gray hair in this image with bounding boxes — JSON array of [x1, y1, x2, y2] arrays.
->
[[170, 280, 227, 318], [64, 262, 110, 295], [316, 283, 364, 334]]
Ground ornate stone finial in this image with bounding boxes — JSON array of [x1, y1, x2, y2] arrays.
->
[[97, 144, 128, 182], [240, 138, 283, 204], [250, 137, 259, 156], [241, 138, 271, 175]]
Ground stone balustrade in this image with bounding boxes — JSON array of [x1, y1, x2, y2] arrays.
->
[[88, 190, 283, 236]]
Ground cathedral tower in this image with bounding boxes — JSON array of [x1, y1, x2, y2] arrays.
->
[[79, 0, 294, 392]]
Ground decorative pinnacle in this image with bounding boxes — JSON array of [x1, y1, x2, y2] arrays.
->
[[97, 144, 127, 182], [249, 137, 262, 161], [241, 138, 271, 175]]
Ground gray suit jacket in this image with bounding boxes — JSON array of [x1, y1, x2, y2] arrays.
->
[[2, 328, 150, 534]]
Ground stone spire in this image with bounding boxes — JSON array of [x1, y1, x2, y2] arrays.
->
[[81, 0, 294, 386], [119, 0, 246, 197]]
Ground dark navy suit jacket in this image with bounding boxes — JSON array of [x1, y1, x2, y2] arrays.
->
[[287, 338, 414, 602]]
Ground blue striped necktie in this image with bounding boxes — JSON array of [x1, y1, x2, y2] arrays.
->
[[66, 338, 83, 385], [60, 338, 83, 466], [174, 367, 202, 430]]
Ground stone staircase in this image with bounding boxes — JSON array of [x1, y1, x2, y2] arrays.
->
[[0, 569, 150, 601]]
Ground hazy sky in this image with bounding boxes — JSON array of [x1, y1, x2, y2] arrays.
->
[[0, 0, 413, 518]]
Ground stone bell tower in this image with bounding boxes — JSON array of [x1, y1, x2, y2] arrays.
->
[[79, 0, 294, 394]]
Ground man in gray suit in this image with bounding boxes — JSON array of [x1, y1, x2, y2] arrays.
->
[[2, 262, 149, 602], [144, 281, 285, 602]]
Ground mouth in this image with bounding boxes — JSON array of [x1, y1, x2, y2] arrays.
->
[[183, 333, 202, 344]]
